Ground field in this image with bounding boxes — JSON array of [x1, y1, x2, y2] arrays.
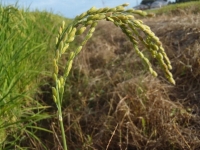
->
[[1, 2, 200, 150]]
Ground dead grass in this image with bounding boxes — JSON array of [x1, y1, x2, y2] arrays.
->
[[144, 13, 200, 109], [37, 6, 200, 150]]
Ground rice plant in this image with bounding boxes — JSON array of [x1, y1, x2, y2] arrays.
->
[[52, 3, 175, 150], [0, 4, 66, 149]]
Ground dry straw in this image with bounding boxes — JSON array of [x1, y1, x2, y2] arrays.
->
[[52, 3, 175, 150]]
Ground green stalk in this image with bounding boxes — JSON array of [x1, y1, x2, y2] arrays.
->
[[56, 84, 68, 150], [58, 107, 68, 150]]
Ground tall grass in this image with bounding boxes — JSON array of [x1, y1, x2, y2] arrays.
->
[[0, 5, 70, 149]]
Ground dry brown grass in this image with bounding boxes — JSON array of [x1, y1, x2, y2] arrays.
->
[[38, 8, 200, 150], [144, 13, 200, 107]]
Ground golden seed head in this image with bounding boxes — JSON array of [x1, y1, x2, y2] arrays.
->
[[102, 7, 109, 12], [116, 6, 125, 12], [53, 95, 57, 103], [168, 64, 172, 70], [53, 59, 58, 74], [92, 14, 101, 20], [150, 50, 157, 58], [69, 27, 77, 38], [61, 43, 69, 54], [54, 64, 58, 74], [69, 51, 75, 60], [52, 87, 57, 97], [96, 8, 104, 13], [76, 26, 86, 35], [98, 14, 106, 20], [60, 77, 64, 86], [151, 44, 159, 51], [126, 15, 134, 19], [133, 10, 147, 16], [56, 49, 60, 60], [57, 80, 61, 89], [90, 27, 95, 33], [63, 33, 68, 42], [91, 21, 97, 28], [107, 8, 116, 12], [76, 46, 83, 55], [86, 33, 93, 39], [87, 6, 97, 14], [53, 73, 57, 82], [87, 15, 94, 21], [58, 40, 63, 51], [137, 51, 144, 58], [65, 60, 73, 77], [117, 15, 126, 20], [157, 53, 163, 60], [143, 57, 150, 64], [149, 68, 158, 77], [53, 3, 175, 93], [67, 37, 75, 43], [77, 12, 87, 20], [152, 70, 158, 77], [60, 87, 64, 95], [87, 14, 100, 20], [169, 77, 176, 85], [125, 29, 132, 35], [130, 37, 138, 44], [85, 20, 93, 26], [81, 40, 87, 46], [106, 17, 114, 22], [66, 28, 76, 43]]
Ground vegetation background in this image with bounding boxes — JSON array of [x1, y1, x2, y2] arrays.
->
[[140, 0, 197, 4], [0, 1, 200, 150]]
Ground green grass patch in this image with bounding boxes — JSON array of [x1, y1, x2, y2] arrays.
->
[[146, 1, 200, 15], [0, 4, 71, 149]]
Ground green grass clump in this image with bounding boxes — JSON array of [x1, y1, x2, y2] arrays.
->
[[0, 5, 71, 149]]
